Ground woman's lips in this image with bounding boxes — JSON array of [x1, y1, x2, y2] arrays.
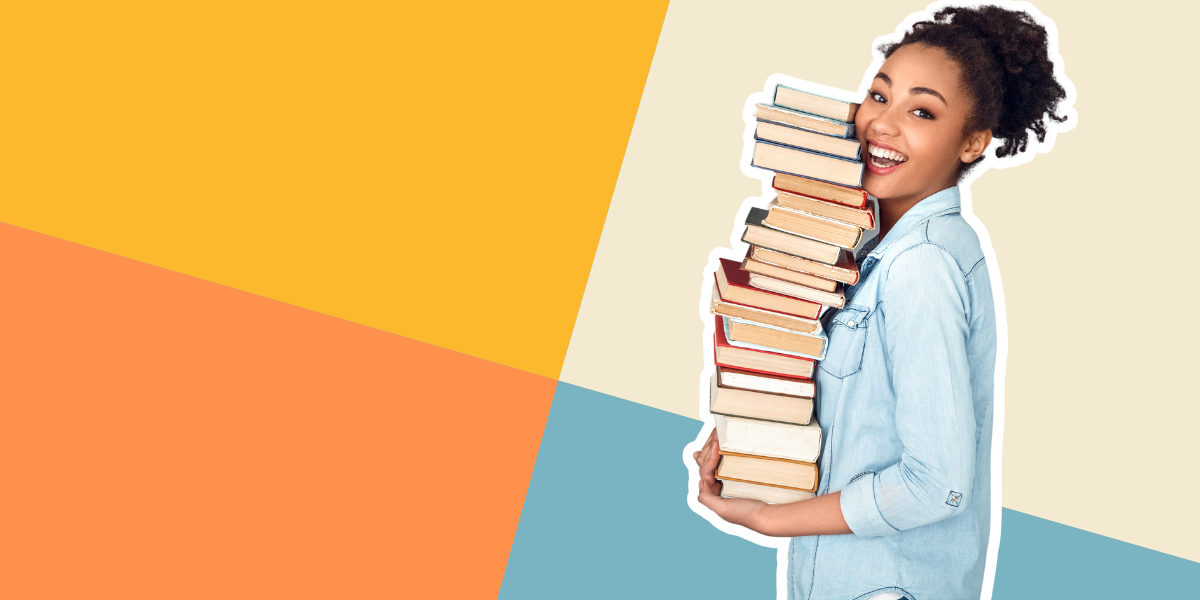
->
[[864, 141, 908, 176]]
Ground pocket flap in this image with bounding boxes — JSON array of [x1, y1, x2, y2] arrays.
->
[[830, 305, 871, 330]]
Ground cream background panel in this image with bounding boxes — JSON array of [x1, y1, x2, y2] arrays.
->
[[560, 0, 1199, 562]]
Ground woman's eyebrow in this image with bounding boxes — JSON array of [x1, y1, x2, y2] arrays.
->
[[874, 72, 892, 86], [910, 86, 948, 106]]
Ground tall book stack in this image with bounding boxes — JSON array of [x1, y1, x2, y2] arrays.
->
[[709, 83, 871, 504]]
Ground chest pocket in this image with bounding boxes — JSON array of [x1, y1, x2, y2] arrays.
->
[[819, 305, 873, 379]]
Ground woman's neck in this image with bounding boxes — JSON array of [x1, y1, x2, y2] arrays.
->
[[875, 182, 957, 240]]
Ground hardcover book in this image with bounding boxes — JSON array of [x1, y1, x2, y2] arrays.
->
[[744, 208, 842, 265], [741, 254, 838, 292], [716, 257, 821, 319], [716, 450, 818, 493], [748, 273, 846, 309], [773, 84, 860, 122], [723, 315, 828, 361], [709, 370, 813, 426], [715, 413, 822, 463], [711, 281, 821, 334], [719, 365, 815, 397], [774, 190, 876, 230], [773, 172, 867, 209], [754, 121, 861, 160], [750, 245, 860, 286], [753, 140, 864, 188], [764, 199, 864, 248], [754, 103, 855, 138], [720, 479, 815, 504], [713, 315, 816, 379]]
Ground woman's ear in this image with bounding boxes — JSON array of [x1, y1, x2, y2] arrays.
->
[[961, 129, 993, 164]]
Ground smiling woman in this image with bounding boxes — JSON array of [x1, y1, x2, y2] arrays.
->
[[693, 4, 1071, 600]]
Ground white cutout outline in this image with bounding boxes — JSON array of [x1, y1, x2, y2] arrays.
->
[[680, 2, 1077, 598]]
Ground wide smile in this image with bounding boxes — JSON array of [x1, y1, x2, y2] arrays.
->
[[864, 142, 908, 175]]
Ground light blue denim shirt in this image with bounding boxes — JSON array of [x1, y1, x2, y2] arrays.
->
[[789, 186, 997, 600]]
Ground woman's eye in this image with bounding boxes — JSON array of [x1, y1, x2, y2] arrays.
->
[[870, 92, 886, 103], [913, 108, 933, 119]]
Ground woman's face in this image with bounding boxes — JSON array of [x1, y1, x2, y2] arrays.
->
[[856, 43, 983, 203]]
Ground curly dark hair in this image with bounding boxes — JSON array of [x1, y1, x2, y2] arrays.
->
[[880, 4, 1068, 178]]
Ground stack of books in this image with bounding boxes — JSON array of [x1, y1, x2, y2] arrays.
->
[[709, 83, 871, 504]]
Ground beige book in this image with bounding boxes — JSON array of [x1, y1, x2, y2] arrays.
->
[[754, 104, 852, 137], [750, 245, 860, 286], [727, 318, 827, 358], [744, 207, 842, 265], [710, 281, 820, 334], [741, 257, 838, 293], [773, 84, 859, 122], [765, 200, 863, 248], [716, 451, 818, 492], [775, 190, 876, 230], [718, 365, 814, 398], [773, 172, 867, 209], [709, 371, 813, 426], [748, 273, 845, 309], [753, 142, 862, 188], [754, 121, 860, 159], [721, 479, 815, 504], [715, 413, 822, 463]]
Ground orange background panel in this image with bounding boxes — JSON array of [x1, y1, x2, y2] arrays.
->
[[0, 223, 556, 599]]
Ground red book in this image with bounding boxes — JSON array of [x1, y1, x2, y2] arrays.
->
[[714, 315, 815, 380], [716, 258, 820, 320]]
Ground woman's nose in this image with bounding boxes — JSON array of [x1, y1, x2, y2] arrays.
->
[[869, 105, 901, 137]]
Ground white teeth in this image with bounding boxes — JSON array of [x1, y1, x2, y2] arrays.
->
[[867, 143, 907, 163]]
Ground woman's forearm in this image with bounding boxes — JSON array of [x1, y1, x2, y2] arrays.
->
[[731, 492, 853, 537]]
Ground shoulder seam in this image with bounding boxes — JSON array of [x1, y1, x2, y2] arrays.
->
[[884, 241, 969, 280]]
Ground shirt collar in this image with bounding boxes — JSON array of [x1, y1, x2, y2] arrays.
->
[[866, 185, 962, 258]]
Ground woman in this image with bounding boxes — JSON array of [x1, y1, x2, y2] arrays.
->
[[694, 5, 1068, 600]]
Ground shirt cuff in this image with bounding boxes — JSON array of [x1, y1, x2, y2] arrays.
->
[[840, 472, 901, 538]]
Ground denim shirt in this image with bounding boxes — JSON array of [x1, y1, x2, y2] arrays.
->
[[788, 186, 997, 600]]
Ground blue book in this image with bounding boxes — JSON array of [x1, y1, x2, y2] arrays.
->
[[752, 139, 864, 188], [755, 103, 855, 138]]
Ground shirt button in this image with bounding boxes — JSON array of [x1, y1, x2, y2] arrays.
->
[[847, 321, 856, 328]]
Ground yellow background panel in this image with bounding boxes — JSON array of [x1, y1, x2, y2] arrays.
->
[[0, 1, 669, 379]]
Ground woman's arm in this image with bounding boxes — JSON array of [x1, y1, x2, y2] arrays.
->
[[693, 428, 852, 537]]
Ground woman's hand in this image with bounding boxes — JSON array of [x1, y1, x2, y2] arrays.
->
[[693, 428, 767, 528]]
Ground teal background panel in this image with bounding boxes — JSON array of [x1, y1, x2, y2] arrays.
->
[[993, 509, 1199, 598], [499, 381, 1200, 598], [498, 382, 776, 599]]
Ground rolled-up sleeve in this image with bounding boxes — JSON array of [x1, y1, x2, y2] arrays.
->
[[840, 243, 977, 538]]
